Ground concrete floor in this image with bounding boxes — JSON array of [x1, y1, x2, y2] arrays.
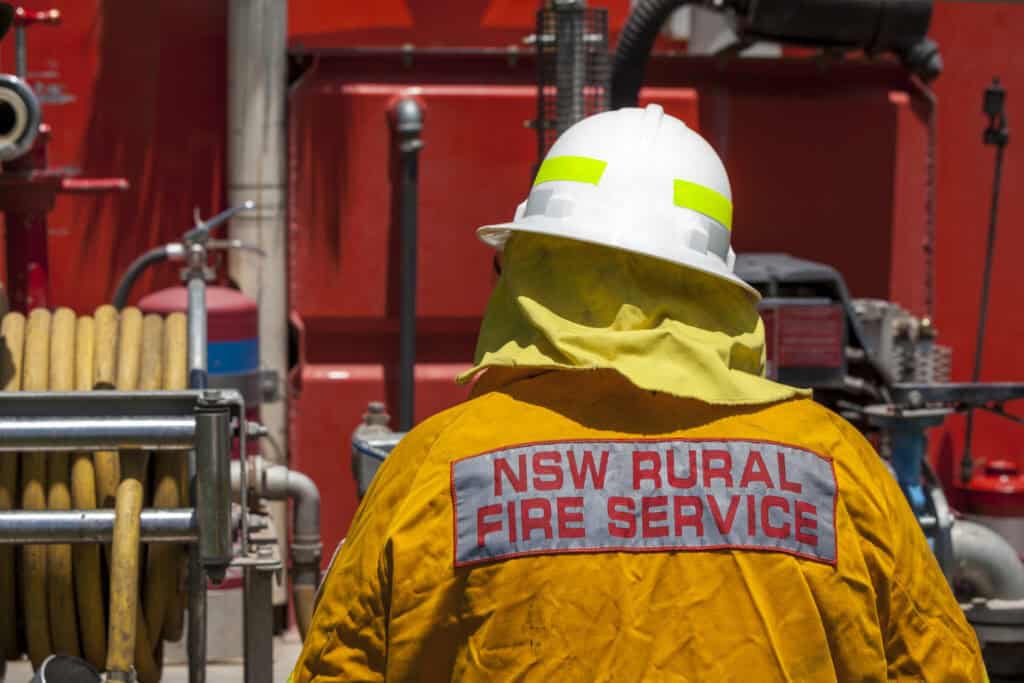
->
[[3, 630, 304, 682]]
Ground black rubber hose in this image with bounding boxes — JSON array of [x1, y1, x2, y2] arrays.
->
[[611, 0, 694, 110], [112, 246, 169, 310]]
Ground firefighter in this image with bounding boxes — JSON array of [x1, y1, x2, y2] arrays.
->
[[292, 104, 985, 681]]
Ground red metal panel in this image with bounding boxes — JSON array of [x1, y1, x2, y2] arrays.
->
[[927, 3, 1024, 486], [642, 59, 930, 307], [0, 0, 227, 312], [288, 0, 637, 50], [290, 363, 471, 564]]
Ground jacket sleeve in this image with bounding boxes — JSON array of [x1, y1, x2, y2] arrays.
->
[[827, 413, 987, 682], [290, 405, 468, 683]]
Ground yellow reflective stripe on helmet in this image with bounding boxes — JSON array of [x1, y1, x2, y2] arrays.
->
[[534, 155, 608, 186], [673, 178, 733, 230]]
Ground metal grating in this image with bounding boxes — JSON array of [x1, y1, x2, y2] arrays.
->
[[534, 0, 610, 165]]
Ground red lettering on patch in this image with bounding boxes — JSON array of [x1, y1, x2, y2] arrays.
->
[[633, 451, 662, 489], [673, 496, 704, 537], [702, 450, 733, 487], [557, 497, 585, 538], [778, 452, 802, 494], [568, 450, 608, 489], [532, 451, 563, 491], [494, 454, 527, 496], [762, 495, 791, 539], [707, 495, 740, 535], [642, 496, 669, 538], [795, 501, 818, 546], [521, 498, 553, 541], [453, 438, 839, 569], [739, 450, 773, 488], [608, 497, 636, 538], [667, 449, 698, 488], [477, 504, 503, 548]]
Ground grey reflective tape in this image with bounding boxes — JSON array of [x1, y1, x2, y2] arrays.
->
[[451, 439, 837, 567]]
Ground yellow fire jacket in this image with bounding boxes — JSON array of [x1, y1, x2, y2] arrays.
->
[[292, 369, 985, 682]]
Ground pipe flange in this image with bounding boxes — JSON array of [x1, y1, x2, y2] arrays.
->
[[291, 541, 323, 565]]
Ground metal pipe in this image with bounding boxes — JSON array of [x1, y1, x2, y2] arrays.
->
[[0, 509, 197, 544], [0, 416, 195, 451], [232, 460, 322, 637], [194, 404, 232, 583], [187, 548, 206, 683], [186, 240, 210, 682], [227, 0, 289, 471], [243, 463, 322, 586], [391, 98, 424, 432], [187, 273, 208, 391], [952, 520, 1024, 600], [242, 567, 275, 683]]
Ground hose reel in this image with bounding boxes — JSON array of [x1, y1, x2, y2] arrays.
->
[[0, 306, 188, 681]]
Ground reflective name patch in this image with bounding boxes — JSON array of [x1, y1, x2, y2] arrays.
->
[[450, 439, 838, 567]]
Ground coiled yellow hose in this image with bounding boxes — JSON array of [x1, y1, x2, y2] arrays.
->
[[46, 307, 82, 658], [21, 309, 52, 668], [0, 306, 190, 679], [71, 314, 108, 670], [0, 311, 25, 660]]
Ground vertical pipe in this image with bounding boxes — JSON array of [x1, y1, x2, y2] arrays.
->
[[227, 0, 288, 466], [187, 276, 208, 391], [186, 267, 208, 682], [227, 0, 291, 626], [242, 567, 274, 683], [391, 99, 423, 432], [186, 548, 206, 683]]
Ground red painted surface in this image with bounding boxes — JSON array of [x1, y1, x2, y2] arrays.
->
[[0, 0, 227, 310], [926, 4, 1024, 502], [288, 0, 638, 51]]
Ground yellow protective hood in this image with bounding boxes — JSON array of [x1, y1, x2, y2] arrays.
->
[[458, 233, 808, 405]]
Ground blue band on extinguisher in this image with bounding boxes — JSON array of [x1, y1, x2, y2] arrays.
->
[[208, 338, 259, 375]]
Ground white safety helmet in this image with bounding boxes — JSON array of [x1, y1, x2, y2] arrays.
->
[[478, 103, 759, 300]]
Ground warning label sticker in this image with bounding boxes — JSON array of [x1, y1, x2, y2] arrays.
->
[[450, 439, 838, 567]]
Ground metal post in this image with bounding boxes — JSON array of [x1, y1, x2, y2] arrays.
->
[[195, 398, 232, 583], [962, 77, 1010, 483], [242, 566, 275, 683], [187, 547, 207, 683], [391, 98, 423, 432]]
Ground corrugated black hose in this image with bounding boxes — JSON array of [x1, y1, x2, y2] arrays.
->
[[611, 0, 694, 110], [112, 246, 170, 310]]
